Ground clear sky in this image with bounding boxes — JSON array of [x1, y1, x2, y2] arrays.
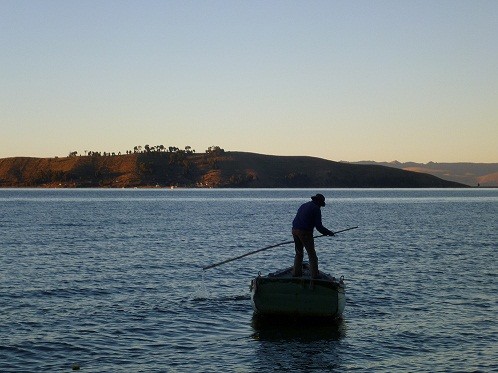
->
[[1, 1, 497, 162]]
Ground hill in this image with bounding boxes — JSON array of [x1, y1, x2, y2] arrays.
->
[[354, 161, 498, 187], [0, 151, 467, 188]]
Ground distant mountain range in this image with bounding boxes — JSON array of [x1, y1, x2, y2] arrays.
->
[[0, 152, 470, 188], [353, 161, 498, 187]]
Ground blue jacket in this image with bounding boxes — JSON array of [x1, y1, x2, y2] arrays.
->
[[292, 201, 330, 235]]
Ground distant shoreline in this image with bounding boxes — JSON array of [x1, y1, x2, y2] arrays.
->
[[352, 160, 498, 187]]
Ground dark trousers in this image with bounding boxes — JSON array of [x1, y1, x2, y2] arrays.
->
[[292, 228, 319, 278]]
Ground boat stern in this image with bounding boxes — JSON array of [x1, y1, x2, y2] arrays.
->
[[250, 271, 345, 318]]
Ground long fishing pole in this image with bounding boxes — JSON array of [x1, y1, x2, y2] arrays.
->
[[202, 226, 358, 271]]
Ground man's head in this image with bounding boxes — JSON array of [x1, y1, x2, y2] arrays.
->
[[311, 193, 326, 207]]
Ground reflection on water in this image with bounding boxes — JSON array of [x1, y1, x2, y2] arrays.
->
[[251, 315, 346, 371], [251, 314, 346, 342]]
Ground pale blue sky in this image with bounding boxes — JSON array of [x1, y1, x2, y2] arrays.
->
[[1, 0, 497, 162]]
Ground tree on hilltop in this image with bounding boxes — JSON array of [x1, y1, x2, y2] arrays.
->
[[206, 146, 224, 155]]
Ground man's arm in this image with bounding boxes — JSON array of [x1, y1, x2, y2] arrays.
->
[[314, 208, 334, 236]]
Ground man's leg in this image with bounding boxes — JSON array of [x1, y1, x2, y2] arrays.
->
[[301, 233, 319, 279], [292, 231, 304, 277]]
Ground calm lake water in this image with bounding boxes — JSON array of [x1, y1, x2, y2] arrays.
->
[[1, 188, 497, 372]]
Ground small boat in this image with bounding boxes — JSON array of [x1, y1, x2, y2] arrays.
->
[[250, 263, 345, 318]]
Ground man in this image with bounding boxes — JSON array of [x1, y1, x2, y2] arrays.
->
[[292, 193, 334, 278]]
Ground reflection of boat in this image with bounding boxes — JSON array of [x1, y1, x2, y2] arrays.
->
[[250, 263, 345, 318], [252, 313, 345, 341]]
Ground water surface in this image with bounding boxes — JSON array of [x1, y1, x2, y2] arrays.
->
[[1, 188, 497, 371]]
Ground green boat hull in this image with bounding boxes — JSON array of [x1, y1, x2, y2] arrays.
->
[[250, 266, 345, 318]]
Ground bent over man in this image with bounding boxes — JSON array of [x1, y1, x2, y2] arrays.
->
[[292, 193, 334, 278]]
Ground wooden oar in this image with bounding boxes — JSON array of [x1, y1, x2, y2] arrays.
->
[[202, 226, 358, 270]]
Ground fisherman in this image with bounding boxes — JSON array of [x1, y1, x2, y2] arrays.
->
[[292, 193, 334, 278]]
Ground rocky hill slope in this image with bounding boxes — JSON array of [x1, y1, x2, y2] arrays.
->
[[0, 151, 467, 188]]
